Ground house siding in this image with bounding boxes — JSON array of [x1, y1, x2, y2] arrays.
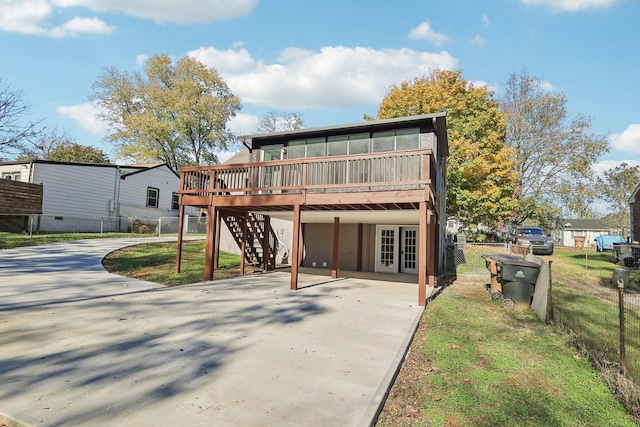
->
[[302, 223, 360, 271], [632, 195, 640, 242], [32, 163, 117, 218], [0, 161, 197, 233], [119, 165, 181, 219]]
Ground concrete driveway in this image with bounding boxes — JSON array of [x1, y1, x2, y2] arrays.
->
[[0, 238, 424, 426]]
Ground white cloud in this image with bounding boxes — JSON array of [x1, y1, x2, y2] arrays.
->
[[611, 124, 640, 155], [470, 35, 486, 47], [189, 45, 458, 109], [228, 113, 260, 136], [136, 54, 149, 67], [57, 102, 108, 134], [0, 0, 113, 37], [52, 0, 259, 24], [539, 80, 556, 92], [189, 46, 257, 73], [408, 22, 450, 46], [521, 0, 624, 12], [0, 0, 257, 37], [482, 14, 491, 26], [593, 159, 640, 177], [48, 17, 114, 38]]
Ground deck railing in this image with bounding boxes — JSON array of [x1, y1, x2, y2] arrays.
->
[[179, 149, 435, 196]]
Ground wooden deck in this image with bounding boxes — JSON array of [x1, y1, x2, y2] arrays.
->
[[178, 149, 437, 211], [176, 149, 440, 306]]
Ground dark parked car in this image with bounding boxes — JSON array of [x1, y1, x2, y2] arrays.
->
[[508, 226, 554, 255]]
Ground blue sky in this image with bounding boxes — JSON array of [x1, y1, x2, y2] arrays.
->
[[1, 0, 639, 172]]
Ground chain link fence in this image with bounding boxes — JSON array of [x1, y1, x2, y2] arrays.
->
[[445, 241, 640, 414], [0, 213, 207, 236], [445, 242, 509, 280]]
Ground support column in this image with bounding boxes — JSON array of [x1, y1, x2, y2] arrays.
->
[[332, 217, 340, 279], [240, 214, 247, 275], [357, 223, 363, 272], [175, 204, 185, 273], [263, 215, 271, 271], [418, 202, 428, 306], [291, 204, 301, 290], [204, 205, 217, 281], [214, 210, 221, 269], [428, 211, 437, 289]]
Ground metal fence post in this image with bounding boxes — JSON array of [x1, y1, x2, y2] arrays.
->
[[547, 260, 554, 322], [618, 278, 626, 375]]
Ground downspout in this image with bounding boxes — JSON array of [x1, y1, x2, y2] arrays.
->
[[113, 166, 121, 232]]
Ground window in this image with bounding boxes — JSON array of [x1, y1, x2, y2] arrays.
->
[[372, 128, 419, 152], [327, 133, 370, 156], [147, 187, 159, 208], [2, 171, 21, 181], [172, 192, 179, 211]]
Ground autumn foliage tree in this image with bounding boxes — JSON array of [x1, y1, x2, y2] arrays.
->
[[91, 54, 241, 171], [376, 70, 517, 231]]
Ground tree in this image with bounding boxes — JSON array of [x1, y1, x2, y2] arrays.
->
[[500, 69, 609, 229], [256, 110, 305, 134], [0, 78, 43, 160], [90, 54, 241, 171], [596, 162, 640, 236], [48, 142, 110, 164], [376, 70, 518, 230]]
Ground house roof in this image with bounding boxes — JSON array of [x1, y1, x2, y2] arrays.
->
[[563, 219, 610, 231], [223, 148, 250, 165], [238, 112, 449, 157]]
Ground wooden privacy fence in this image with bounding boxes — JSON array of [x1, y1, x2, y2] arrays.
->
[[0, 179, 43, 214]]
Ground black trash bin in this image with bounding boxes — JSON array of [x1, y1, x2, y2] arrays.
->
[[481, 254, 527, 301], [495, 257, 540, 310]]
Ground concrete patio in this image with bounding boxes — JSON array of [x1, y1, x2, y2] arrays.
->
[[0, 238, 425, 426]]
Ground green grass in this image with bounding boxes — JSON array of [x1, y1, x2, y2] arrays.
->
[[102, 240, 242, 286], [376, 283, 637, 426], [0, 231, 155, 249]]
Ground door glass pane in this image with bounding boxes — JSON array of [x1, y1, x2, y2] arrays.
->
[[403, 229, 417, 270], [327, 136, 348, 156], [396, 128, 419, 151], [379, 229, 395, 268], [306, 137, 325, 158], [372, 131, 395, 152]]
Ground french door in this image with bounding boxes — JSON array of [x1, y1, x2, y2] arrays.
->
[[375, 226, 419, 274]]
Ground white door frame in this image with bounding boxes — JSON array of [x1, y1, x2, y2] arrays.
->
[[400, 226, 419, 274], [375, 225, 399, 273], [375, 225, 419, 274]]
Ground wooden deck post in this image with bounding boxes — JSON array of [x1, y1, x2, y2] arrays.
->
[[204, 205, 217, 281], [240, 214, 247, 275], [291, 204, 301, 290], [214, 209, 221, 269], [175, 204, 185, 273], [418, 202, 428, 306], [263, 215, 271, 271], [332, 216, 340, 279], [428, 211, 436, 289]]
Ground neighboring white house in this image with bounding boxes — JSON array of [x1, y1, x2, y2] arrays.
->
[[0, 160, 198, 233], [558, 219, 621, 247]]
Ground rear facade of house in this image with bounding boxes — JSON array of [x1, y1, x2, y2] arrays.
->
[[176, 113, 449, 305]]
